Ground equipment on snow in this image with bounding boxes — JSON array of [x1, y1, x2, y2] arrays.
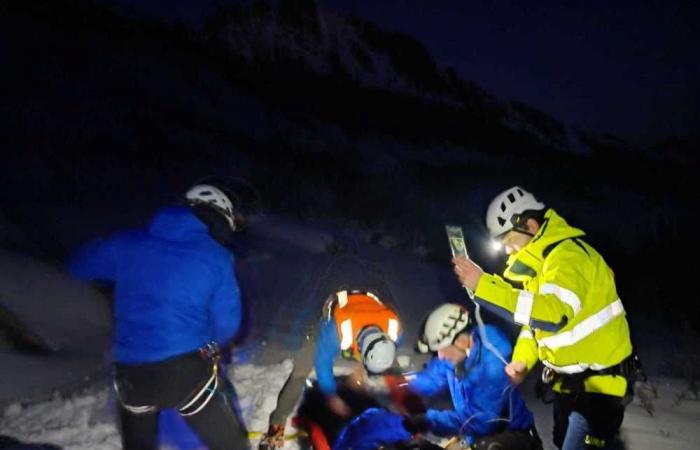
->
[[253, 424, 307, 450]]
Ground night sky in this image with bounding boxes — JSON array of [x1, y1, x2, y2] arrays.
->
[[99, 0, 699, 144], [323, 0, 699, 144], [47, 0, 700, 146]]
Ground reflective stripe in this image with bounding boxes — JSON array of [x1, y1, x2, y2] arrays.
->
[[538, 299, 625, 349], [518, 328, 534, 340], [339, 319, 353, 350], [122, 404, 156, 414], [113, 380, 156, 415], [514, 291, 534, 325], [387, 318, 399, 341], [366, 291, 381, 303], [540, 283, 582, 316], [179, 370, 219, 417], [337, 290, 348, 308], [542, 359, 610, 374]]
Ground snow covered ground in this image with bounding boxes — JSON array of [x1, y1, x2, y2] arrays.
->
[[0, 358, 297, 450], [2, 364, 699, 450], [522, 375, 700, 450], [1, 215, 699, 449]]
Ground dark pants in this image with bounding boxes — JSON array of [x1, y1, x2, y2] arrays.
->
[[0, 435, 61, 449], [553, 393, 624, 449], [296, 383, 381, 445], [471, 427, 544, 450], [114, 352, 249, 450]]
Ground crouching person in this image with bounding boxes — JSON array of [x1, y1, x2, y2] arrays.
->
[[261, 288, 403, 449], [404, 304, 542, 450], [316, 289, 402, 417], [68, 184, 250, 450]]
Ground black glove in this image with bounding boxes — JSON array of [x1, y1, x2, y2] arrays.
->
[[402, 413, 429, 434]]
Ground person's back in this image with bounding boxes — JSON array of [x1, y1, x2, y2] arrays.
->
[[68, 184, 249, 450], [316, 290, 400, 399], [70, 206, 240, 363], [262, 289, 402, 449]]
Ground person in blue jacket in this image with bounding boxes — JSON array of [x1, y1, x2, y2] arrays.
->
[[68, 184, 249, 450], [403, 303, 543, 450]]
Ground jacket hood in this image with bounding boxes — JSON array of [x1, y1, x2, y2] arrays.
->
[[503, 208, 584, 283], [148, 206, 209, 242]]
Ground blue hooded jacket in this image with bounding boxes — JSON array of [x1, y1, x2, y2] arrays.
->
[[408, 324, 534, 441], [68, 206, 241, 364], [333, 407, 411, 450]]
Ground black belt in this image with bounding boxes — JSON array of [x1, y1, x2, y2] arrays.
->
[[544, 353, 641, 394]]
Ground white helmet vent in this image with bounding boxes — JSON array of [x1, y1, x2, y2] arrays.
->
[[417, 303, 470, 353], [185, 184, 237, 231], [486, 186, 545, 237]]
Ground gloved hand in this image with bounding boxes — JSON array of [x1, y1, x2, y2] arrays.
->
[[402, 413, 429, 434], [260, 423, 285, 449]]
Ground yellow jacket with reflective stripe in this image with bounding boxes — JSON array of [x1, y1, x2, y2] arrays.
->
[[474, 209, 632, 396]]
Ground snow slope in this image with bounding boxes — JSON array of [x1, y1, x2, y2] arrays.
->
[[0, 359, 296, 450], [3, 372, 698, 450], [0, 249, 111, 405]]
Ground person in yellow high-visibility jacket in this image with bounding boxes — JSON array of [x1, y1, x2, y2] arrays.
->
[[452, 186, 634, 450]]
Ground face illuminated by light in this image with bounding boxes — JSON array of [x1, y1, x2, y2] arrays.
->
[[499, 230, 532, 255], [496, 218, 541, 255], [437, 333, 472, 366]]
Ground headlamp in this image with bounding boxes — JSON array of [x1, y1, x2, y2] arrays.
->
[[490, 239, 503, 253]]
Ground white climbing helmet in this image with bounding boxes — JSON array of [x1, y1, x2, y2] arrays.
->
[[416, 303, 470, 353], [358, 327, 396, 374], [185, 184, 237, 231], [485, 186, 545, 238]]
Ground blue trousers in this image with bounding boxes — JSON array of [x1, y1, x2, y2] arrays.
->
[[553, 393, 624, 449]]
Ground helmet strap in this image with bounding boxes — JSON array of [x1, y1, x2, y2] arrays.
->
[[357, 325, 382, 346], [510, 214, 536, 237], [358, 326, 390, 364]]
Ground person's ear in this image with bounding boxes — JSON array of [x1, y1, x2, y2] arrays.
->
[[526, 218, 540, 235]]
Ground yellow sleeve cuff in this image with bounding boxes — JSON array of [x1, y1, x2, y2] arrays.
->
[[512, 328, 539, 371]]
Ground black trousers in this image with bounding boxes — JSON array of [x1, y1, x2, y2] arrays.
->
[[296, 383, 381, 445], [114, 352, 249, 450], [552, 392, 624, 449], [471, 427, 544, 450]]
